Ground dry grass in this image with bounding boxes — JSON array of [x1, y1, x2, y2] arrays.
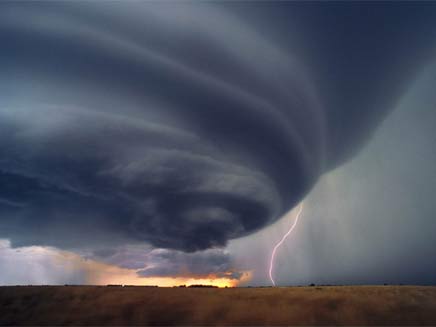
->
[[1, 285, 436, 325]]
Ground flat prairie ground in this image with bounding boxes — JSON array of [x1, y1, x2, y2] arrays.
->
[[1, 285, 436, 325]]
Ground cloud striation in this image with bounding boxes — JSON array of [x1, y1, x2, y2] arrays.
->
[[0, 2, 435, 252]]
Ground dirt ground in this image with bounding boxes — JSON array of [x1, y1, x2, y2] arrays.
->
[[1, 285, 436, 325]]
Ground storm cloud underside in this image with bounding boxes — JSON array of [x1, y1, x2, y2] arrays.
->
[[0, 2, 435, 252]]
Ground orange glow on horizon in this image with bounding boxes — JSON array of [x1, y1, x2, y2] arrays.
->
[[1, 240, 251, 288], [51, 247, 252, 288], [87, 266, 252, 288]]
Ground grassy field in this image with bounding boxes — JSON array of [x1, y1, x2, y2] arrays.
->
[[1, 285, 436, 325]]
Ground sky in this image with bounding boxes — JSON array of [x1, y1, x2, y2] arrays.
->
[[0, 2, 435, 286]]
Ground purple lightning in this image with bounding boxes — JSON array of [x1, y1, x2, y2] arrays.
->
[[269, 203, 304, 286]]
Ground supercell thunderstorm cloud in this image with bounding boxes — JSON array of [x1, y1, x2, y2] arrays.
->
[[0, 2, 322, 252], [0, 2, 436, 284]]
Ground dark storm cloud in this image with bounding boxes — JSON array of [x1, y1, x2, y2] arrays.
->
[[87, 245, 243, 280], [0, 2, 435, 252], [137, 248, 242, 280]]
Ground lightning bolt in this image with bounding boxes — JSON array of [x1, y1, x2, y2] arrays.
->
[[269, 203, 304, 286]]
